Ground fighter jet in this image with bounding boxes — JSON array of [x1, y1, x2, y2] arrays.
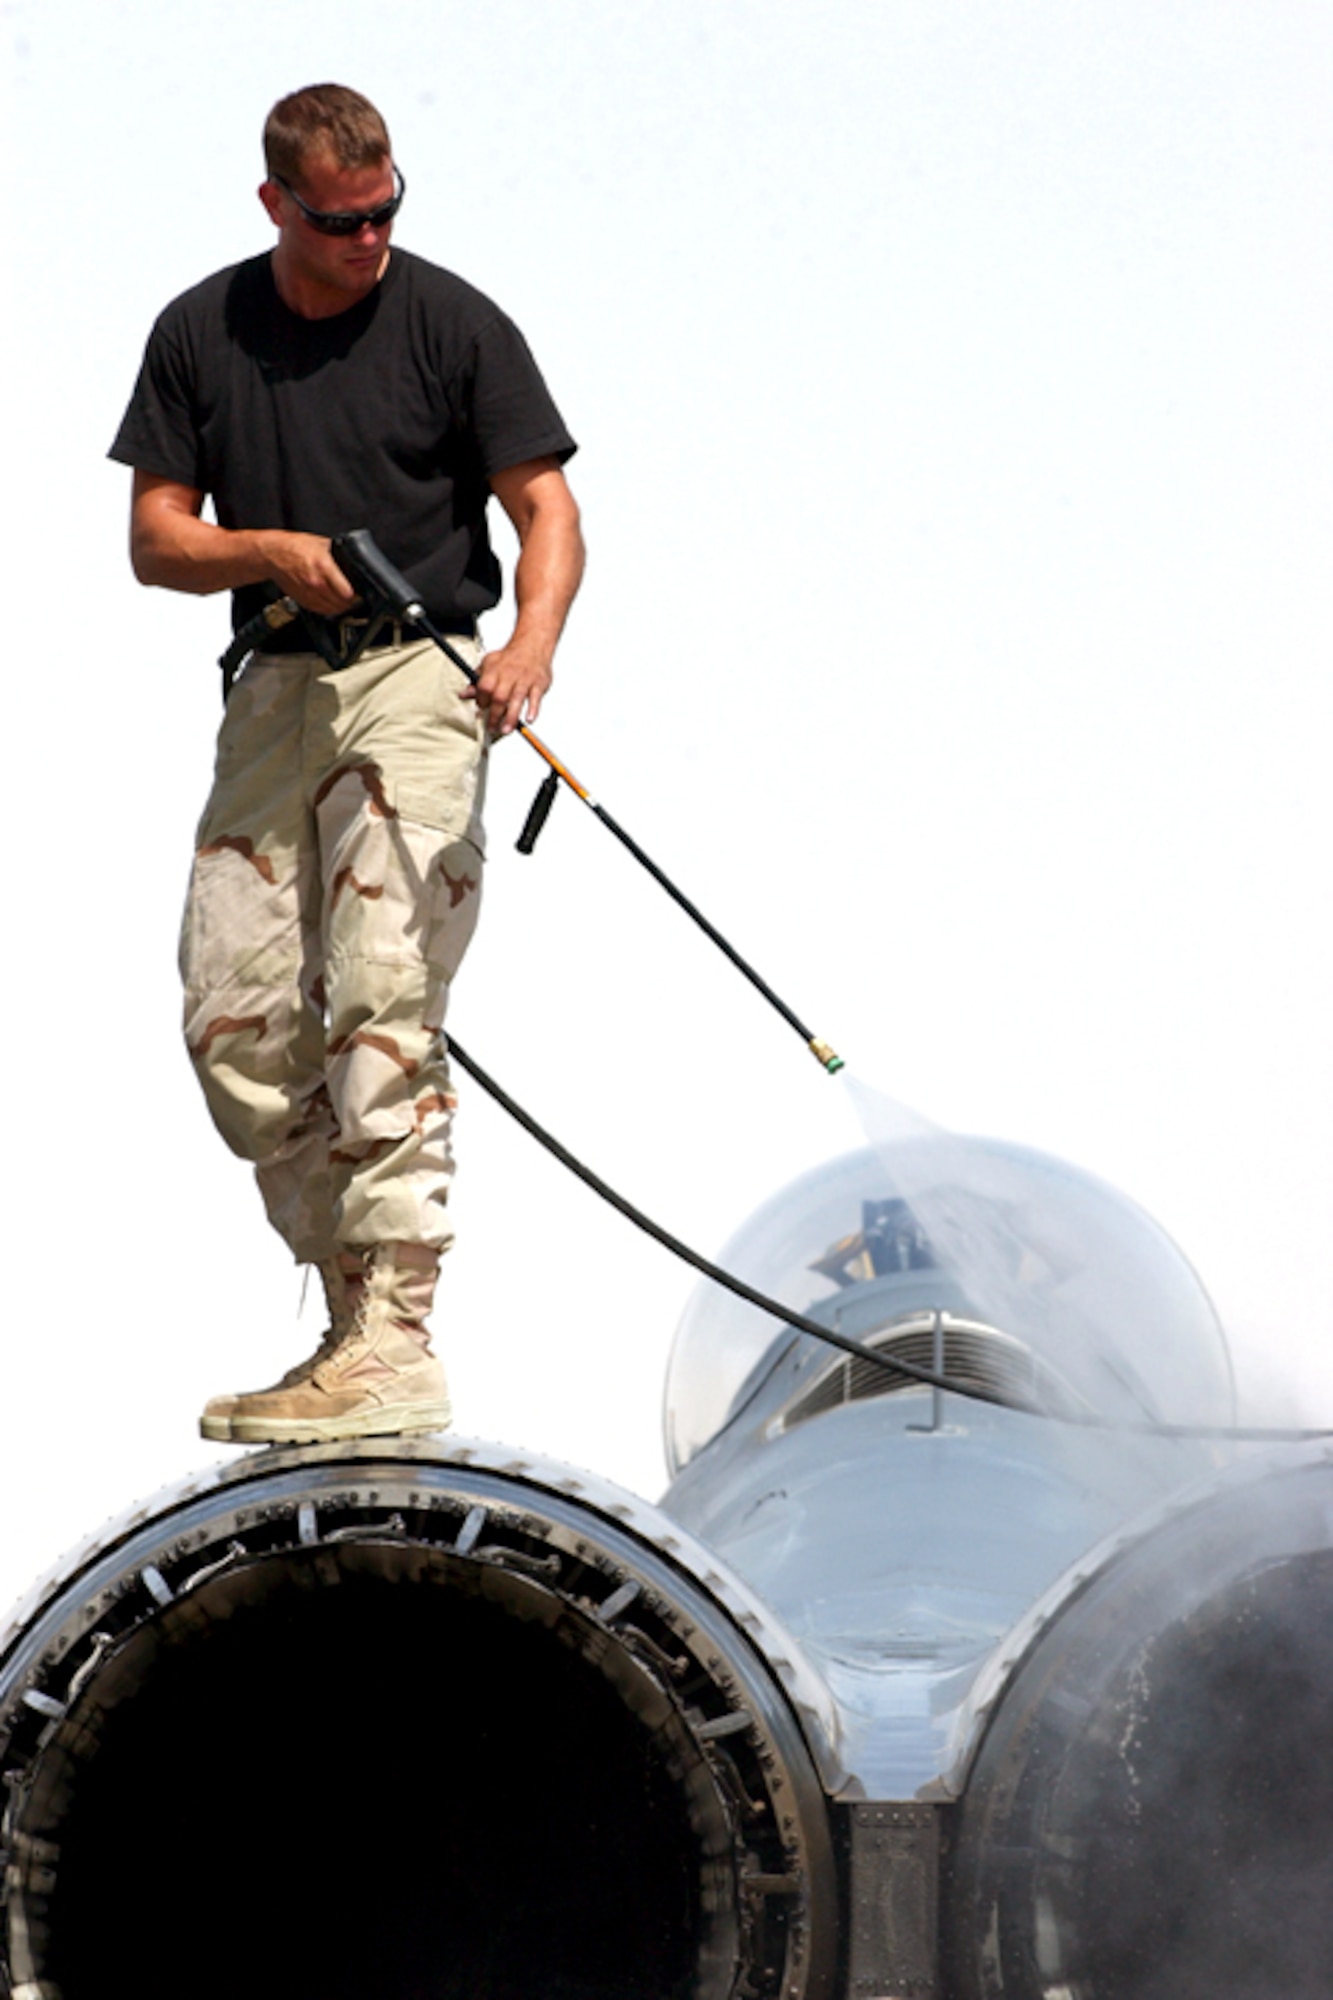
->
[[3, 1128, 1331, 1999]]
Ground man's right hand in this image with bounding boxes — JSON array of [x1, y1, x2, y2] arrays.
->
[[129, 471, 357, 615], [250, 530, 358, 616]]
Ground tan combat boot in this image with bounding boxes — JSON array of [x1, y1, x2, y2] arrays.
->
[[224, 1242, 452, 1446], [199, 1259, 355, 1443]]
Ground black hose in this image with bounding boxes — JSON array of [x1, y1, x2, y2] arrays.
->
[[447, 1038, 968, 1401], [217, 594, 305, 698], [446, 1037, 1333, 1444]]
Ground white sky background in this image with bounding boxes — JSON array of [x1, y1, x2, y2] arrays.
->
[[1, 1, 1331, 1612]]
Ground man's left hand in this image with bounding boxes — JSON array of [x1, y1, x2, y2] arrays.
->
[[467, 636, 554, 736]]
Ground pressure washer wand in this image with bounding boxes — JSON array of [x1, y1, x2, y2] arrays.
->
[[330, 529, 844, 1074]]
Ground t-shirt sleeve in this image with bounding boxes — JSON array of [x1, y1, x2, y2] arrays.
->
[[455, 313, 578, 479], [108, 306, 208, 490]]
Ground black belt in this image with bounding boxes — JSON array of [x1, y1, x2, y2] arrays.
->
[[219, 599, 478, 702]]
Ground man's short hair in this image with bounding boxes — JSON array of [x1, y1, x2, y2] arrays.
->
[[263, 84, 392, 184]]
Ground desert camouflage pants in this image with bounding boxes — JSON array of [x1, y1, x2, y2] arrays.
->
[[180, 635, 486, 1262]]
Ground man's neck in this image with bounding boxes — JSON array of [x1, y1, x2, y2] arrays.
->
[[269, 245, 391, 321]]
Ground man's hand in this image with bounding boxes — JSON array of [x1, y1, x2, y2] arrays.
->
[[470, 632, 555, 736], [129, 472, 356, 614], [250, 529, 358, 616], [464, 457, 584, 736]]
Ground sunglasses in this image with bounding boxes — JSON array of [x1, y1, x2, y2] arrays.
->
[[274, 165, 406, 237]]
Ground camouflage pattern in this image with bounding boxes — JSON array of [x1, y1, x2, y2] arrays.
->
[[180, 635, 486, 1261]]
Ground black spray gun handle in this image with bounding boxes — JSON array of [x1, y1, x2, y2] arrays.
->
[[221, 531, 436, 697], [330, 530, 429, 627]]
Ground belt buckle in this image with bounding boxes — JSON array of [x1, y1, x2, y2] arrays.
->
[[337, 612, 403, 662], [337, 614, 367, 658]]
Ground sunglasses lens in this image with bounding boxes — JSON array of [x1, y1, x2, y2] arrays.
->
[[311, 193, 401, 236]]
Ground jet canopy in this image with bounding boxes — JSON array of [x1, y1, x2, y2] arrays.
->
[[664, 1136, 1234, 1472]]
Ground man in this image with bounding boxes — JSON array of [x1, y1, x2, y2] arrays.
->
[[111, 83, 583, 1447]]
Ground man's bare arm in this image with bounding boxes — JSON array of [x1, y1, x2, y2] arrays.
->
[[129, 470, 357, 617], [469, 458, 585, 735]]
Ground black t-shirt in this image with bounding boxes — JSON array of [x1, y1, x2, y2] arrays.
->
[[109, 248, 577, 634]]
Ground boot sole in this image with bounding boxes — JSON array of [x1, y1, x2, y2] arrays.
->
[[199, 1413, 237, 1443], [225, 1401, 454, 1446]]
